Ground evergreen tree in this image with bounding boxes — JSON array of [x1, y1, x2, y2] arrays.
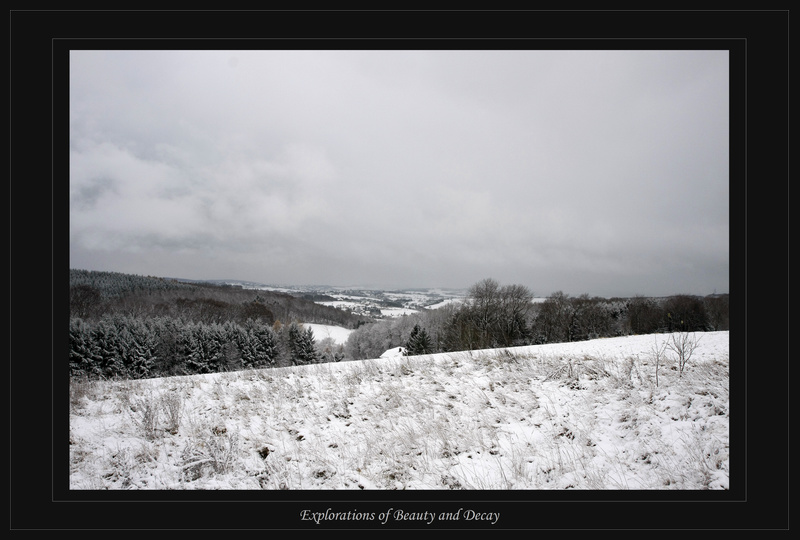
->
[[405, 324, 433, 356], [233, 321, 255, 367], [283, 323, 319, 365], [173, 322, 199, 375], [69, 318, 102, 378], [152, 317, 183, 376], [252, 324, 278, 367], [124, 317, 158, 378], [204, 323, 227, 373], [221, 321, 244, 370], [285, 322, 302, 365], [93, 318, 124, 378], [296, 326, 320, 365], [183, 324, 208, 374], [239, 320, 278, 368]]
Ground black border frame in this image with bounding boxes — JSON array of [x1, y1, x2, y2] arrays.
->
[[10, 9, 788, 531]]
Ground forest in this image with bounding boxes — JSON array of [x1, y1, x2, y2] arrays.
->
[[344, 278, 729, 361], [68, 269, 370, 379], [68, 270, 729, 381]]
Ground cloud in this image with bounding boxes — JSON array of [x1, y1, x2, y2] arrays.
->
[[69, 49, 729, 296]]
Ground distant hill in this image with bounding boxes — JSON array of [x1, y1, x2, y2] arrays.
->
[[69, 269, 372, 329]]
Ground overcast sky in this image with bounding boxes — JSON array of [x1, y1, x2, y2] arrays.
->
[[69, 49, 729, 297]]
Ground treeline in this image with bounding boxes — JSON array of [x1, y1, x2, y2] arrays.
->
[[68, 271, 729, 379], [68, 269, 364, 380], [69, 268, 198, 298], [69, 269, 371, 329], [344, 278, 729, 361], [69, 315, 337, 380]]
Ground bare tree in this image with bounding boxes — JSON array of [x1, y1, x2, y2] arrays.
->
[[534, 291, 572, 343], [625, 295, 663, 335], [70, 284, 103, 319], [650, 334, 668, 387], [704, 294, 730, 331], [497, 283, 534, 346], [663, 295, 708, 332], [666, 331, 703, 378]]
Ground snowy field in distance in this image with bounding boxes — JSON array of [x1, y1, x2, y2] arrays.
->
[[302, 323, 353, 345]]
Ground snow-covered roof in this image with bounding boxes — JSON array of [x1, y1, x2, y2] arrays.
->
[[379, 346, 406, 358]]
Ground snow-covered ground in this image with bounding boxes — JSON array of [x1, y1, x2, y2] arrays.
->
[[380, 346, 407, 358], [315, 300, 363, 310], [69, 332, 729, 491], [302, 323, 353, 345], [312, 287, 467, 318], [380, 307, 419, 317], [426, 298, 464, 309]]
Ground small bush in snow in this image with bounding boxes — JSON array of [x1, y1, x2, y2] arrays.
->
[[180, 430, 240, 481], [666, 331, 703, 377]]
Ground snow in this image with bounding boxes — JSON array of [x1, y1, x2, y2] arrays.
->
[[380, 307, 419, 317], [69, 331, 729, 491], [426, 298, 464, 309], [302, 323, 353, 345], [380, 346, 407, 358], [316, 300, 363, 310]]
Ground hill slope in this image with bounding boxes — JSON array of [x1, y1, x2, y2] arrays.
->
[[69, 332, 729, 490]]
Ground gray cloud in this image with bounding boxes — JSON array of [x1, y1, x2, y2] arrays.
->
[[69, 49, 729, 297]]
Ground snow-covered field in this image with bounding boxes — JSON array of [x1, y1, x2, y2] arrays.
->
[[426, 298, 463, 309], [303, 323, 353, 345], [312, 287, 467, 317], [69, 332, 729, 491], [380, 307, 419, 317]]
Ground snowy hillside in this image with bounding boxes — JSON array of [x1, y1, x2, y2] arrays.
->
[[69, 332, 729, 491], [302, 323, 353, 345]]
